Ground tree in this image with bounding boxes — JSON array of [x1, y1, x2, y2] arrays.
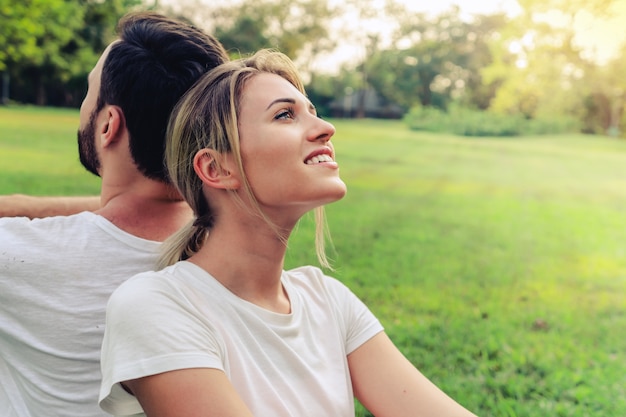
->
[[325, 0, 402, 117], [1, 0, 141, 106], [363, 7, 506, 111], [459, 13, 510, 110], [195, 0, 336, 73], [60, 0, 142, 105], [488, 24, 587, 118], [214, 15, 270, 56], [579, 47, 626, 136], [0, 0, 84, 104], [486, 0, 624, 132]]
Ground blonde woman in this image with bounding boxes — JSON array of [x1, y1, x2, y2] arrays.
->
[[99, 50, 477, 417]]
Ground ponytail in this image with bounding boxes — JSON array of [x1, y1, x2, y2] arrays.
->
[[156, 220, 209, 270]]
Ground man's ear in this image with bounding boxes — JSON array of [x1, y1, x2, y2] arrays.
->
[[99, 105, 125, 148], [193, 149, 241, 190]]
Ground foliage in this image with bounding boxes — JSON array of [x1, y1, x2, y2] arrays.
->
[[525, 115, 582, 135], [0, 0, 80, 71], [204, 0, 337, 69], [213, 15, 270, 57], [484, 0, 625, 135], [0, 0, 86, 105], [361, 7, 509, 112], [0, 0, 142, 106], [578, 43, 626, 137], [3, 108, 626, 416], [0, 0, 624, 136], [403, 105, 580, 137], [305, 73, 346, 118]]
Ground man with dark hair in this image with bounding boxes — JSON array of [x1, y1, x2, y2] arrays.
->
[[0, 12, 228, 417]]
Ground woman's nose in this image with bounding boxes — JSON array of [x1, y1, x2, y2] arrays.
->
[[308, 117, 335, 143]]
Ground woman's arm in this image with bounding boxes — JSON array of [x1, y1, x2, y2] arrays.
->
[[0, 194, 100, 218], [348, 332, 478, 417], [124, 368, 255, 417]]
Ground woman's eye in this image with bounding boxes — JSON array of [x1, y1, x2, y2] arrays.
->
[[275, 109, 294, 120]]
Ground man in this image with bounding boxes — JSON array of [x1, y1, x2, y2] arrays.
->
[[0, 11, 228, 417]]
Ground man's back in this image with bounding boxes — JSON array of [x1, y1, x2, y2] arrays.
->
[[0, 11, 228, 416], [0, 213, 160, 416]]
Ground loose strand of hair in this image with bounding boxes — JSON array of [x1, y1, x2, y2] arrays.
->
[[157, 221, 196, 270], [315, 206, 334, 270]]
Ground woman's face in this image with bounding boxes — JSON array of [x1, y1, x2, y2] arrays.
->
[[237, 72, 347, 217]]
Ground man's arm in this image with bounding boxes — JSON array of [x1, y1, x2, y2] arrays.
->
[[0, 194, 101, 218]]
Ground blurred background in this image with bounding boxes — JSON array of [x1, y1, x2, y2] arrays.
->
[[1, 0, 625, 138], [2, 2, 626, 415]]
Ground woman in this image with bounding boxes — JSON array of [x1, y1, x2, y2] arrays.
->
[[99, 50, 477, 417]]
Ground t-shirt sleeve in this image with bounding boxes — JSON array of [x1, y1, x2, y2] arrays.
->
[[323, 274, 385, 355], [98, 271, 224, 416]]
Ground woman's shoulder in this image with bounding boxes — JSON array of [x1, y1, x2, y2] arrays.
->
[[284, 265, 351, 296], [109, 263, 185, 305], [109, 261, 218, 308], [285, 265, 329, 284]]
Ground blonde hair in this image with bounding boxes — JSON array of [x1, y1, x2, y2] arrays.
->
[[158, 49, 331, 270]]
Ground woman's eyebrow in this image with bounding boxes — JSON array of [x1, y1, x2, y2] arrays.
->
[[266, 98, 296, 110]]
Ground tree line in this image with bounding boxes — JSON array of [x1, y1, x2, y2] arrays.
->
[[1, 0, 624, 137]]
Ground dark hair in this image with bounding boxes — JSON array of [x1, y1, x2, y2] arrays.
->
[[96, 11, 229, 183]]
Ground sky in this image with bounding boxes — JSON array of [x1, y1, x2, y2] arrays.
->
[[396, 0, 522, 17]]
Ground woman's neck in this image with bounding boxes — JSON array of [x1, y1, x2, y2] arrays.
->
[[188, 219, 291, 313]]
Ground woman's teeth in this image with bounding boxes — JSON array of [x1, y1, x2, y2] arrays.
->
[[306, 154, 333, 164]]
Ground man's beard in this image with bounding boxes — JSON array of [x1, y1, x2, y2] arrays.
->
[[77, 109, 101, 177]]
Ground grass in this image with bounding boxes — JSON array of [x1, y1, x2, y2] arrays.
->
[[2, 106, 625, 416], [0, 105, 101, 195]]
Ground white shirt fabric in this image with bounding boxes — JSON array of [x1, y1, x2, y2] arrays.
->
[[99, 262, 384, 417], [0, 212, 161, 417]]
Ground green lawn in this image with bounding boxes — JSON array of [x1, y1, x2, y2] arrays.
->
[[2, 106, 625, 416], [0, 105, 101, 195]]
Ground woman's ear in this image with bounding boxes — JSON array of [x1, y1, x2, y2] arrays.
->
[[99, 105, 125, 148], [193, 149, 241, 190]]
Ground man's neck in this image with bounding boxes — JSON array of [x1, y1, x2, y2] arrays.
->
[[96, 184, 193, 242]]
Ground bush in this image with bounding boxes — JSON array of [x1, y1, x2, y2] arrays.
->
[[401, 106, 450, 133], [526, 116, 581, 135], [404, 105, 580, 137], [449, 107, 525, 137]]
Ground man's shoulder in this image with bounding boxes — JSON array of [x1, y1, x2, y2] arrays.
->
[[0, 213, 98, 254]]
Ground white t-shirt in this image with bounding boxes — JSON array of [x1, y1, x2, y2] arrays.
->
[[99, 262, 384, 417], [0, 212, 161, 417]]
